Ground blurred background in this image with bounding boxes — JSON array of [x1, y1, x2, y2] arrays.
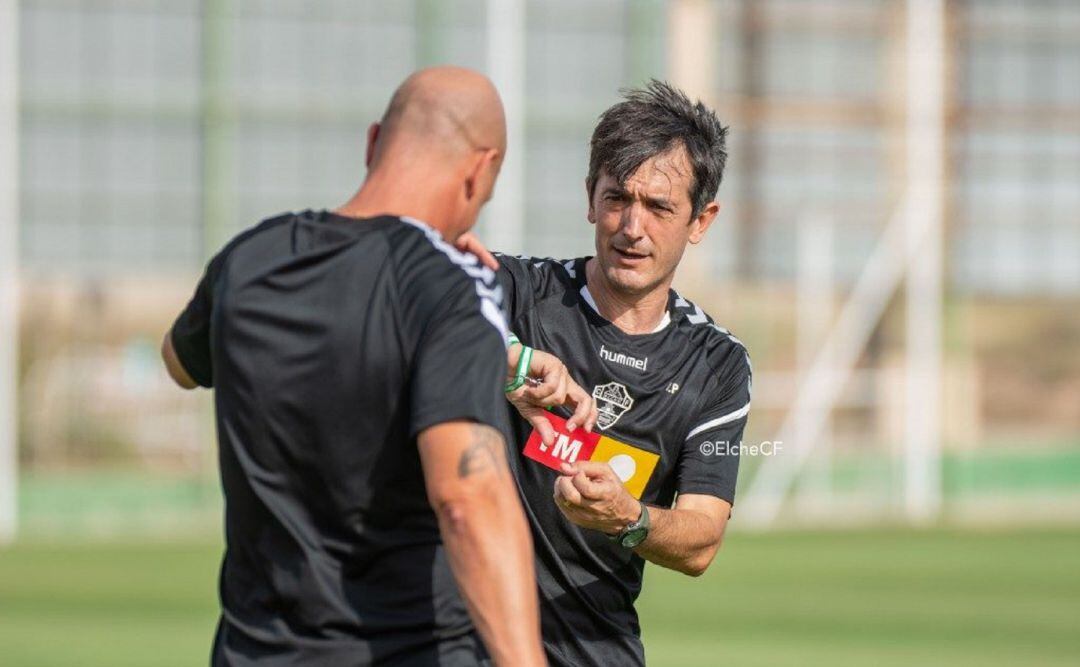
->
[[1, 1, 1078, 666]]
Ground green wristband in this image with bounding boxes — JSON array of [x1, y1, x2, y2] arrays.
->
[[504, 345, 533, 393]]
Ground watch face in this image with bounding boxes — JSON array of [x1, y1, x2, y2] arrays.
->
[[620, 526, 648, 549]]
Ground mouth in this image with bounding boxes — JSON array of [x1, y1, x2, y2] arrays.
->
[[612, 247, 649, 265]]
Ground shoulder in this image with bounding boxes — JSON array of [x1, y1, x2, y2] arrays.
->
[[202, 211, 299, 280], [671, 290, 751, 379], [389, 218, 507, 336], [222, 211, 296, 255], [389, 218, 500, 293], [496, 253, 582, 279], [494, 253, 583, 297]]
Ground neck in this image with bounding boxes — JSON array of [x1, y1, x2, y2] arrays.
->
[[584, 258, 672, 335], [334, 168, 459, 241]]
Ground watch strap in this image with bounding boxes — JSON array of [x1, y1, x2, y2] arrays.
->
[[611, 500, 650, 548]]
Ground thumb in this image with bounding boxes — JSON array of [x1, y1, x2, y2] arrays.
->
[[526, 410, 557, 447], [454, 232, 500, 271]]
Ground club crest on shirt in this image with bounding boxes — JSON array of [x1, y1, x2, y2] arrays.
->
[[592, 382, 634, 430]]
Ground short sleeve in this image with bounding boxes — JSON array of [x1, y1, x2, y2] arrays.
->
[[409, 281, 509, 438], [170, 259, 219, 388], [676, 346, 752, 504], [493, 253, 574, 326], [493, 253, 536, 325]]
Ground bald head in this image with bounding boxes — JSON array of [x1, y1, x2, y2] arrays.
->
[[371, 66, 506, 166], [341, 67, 507, 239]]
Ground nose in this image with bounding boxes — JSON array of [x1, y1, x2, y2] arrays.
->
[[620, 204, 645, 243]]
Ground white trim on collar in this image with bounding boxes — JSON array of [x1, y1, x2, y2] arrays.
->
[[579, 285, 671, 333]]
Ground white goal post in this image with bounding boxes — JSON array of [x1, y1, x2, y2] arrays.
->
[[0, 0, 19, 545]]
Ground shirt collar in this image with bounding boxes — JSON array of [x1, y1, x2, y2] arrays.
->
[[579, 285, 671, 333]]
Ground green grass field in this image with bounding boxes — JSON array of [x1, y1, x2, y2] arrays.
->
[[2, 529, 1078, 667]]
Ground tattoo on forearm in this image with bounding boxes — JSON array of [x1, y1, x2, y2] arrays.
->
[[457, 425, 506, 478]]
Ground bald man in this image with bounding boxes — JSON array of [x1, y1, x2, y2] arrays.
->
[[161, 68, 569, 666]]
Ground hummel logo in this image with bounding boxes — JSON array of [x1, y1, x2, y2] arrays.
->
[[599, 344, 648, 372]]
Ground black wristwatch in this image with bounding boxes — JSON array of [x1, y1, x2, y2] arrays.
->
[[609, 500, 650, 549]]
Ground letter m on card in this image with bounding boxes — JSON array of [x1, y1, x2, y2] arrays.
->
[[523, 413, 599, 468]]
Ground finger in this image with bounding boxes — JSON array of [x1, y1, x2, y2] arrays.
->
[[571, 470, 609, 501], [524, 370, 568, 407], [573, 385, 599, 433], [521, 379, 558, 405], [559, 461, 577, 476], [586, 401, 599, 432], [455, 233, 500, 271], [527, 412, 556, 447], [565, 383, 594, 433], [507, 395, 558, 446], [554, 476, 583, 506], [573, 460, 619, 480], [473, 244, 499, 271], [552, 374, 569, 408], [528, 351, 564, 387]]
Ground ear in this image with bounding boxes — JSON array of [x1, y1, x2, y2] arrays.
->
[[585, 178, 596, 225], [688, 201, 720, 245], [364, 122, 380, 168], [465, 148, 499, 203]]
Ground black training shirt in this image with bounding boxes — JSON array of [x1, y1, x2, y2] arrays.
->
[[495, 254, 752, 667], [171, 211, 508, 666]]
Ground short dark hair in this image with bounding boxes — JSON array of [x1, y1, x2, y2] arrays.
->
[[586, 80, 729, 218]]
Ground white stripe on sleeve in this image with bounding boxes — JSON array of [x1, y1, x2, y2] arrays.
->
[[685, 401, 751, 440], [401, 216, 508, 340]]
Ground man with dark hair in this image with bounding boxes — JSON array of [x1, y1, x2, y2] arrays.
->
[[159, 67, 598, 666], [464, 80, 751, 665]]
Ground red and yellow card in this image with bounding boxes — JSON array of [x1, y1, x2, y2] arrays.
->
[[523, 413, 660, 499]]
